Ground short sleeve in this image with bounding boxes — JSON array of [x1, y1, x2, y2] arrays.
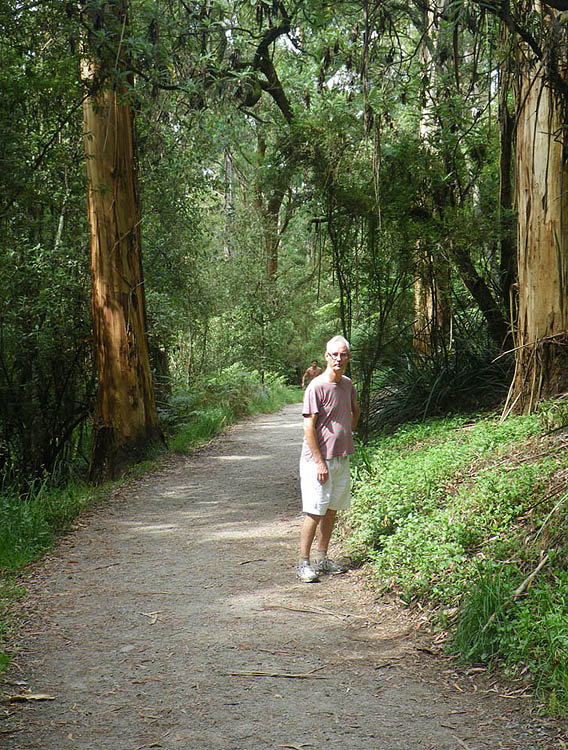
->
[[302, 382, 320, 417]]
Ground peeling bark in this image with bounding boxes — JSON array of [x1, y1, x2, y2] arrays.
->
[[80, 1, 160, 479], [506, 3, 568, 413]]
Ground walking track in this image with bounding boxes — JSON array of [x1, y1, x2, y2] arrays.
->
[[2, 404, 566, 749]]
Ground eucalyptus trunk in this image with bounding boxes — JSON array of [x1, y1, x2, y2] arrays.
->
[[412, 0, 451, 355], [507, 3, 568, 413], [80, 0, 160, 479], [413, 245, 451, 355]]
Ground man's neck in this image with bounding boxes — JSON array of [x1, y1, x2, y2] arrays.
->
[[326, 366, 343, 384]]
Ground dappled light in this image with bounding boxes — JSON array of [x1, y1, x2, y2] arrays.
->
[[213, 454, 274, 462], [3, 0, 568, 740], [125, 522, 179, 535]]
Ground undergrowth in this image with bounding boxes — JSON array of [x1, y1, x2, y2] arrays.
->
[[158, 364, 299, 452], [346, 397, 568, 716]]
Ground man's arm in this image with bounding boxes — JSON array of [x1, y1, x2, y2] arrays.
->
[[303, 414, 328, 484], [301, 368, 309, 388], [351, 390, 360, 432]]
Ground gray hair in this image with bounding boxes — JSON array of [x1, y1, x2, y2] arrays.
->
[[326, 335, 350, 353]]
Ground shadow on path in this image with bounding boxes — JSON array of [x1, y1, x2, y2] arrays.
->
[[2, 405, 566, 749]]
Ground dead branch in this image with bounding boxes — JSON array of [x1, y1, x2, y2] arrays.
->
[[227, 667, 327, 679], [481, 553, 550, 633]]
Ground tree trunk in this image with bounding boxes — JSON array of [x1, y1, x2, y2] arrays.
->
[[80, 0, 160, 480], [264, 189, 285, 279], [412, 0, 452, 355], [224, 148, 235, 258], [498, 26, 516, 310], [413, 244, 451, 356], [254, 129, 292, 280], [446, 240, 509, 348], [507, 3, 568, 413]]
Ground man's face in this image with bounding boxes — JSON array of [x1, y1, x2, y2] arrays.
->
[[325, 343, 350, 374]]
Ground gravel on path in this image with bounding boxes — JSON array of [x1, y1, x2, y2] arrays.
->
[[1, 404, 567, 749]]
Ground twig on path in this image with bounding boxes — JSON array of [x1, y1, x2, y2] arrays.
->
[[138, 611, 163, 625], [227, 666, 327, 679], [279, 744, 314, 749], [273, 604, 345, 619], [239, 558, 266, 565], [375, 660, 399, 669], [3, 692, 56, 703], [263, 603, 383, 627], [451, 736, 471, 750]]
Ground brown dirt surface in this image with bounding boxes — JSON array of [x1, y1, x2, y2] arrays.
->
[[2, 404, 568, 749]]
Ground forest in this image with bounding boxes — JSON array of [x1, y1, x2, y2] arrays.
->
[[2, 0, 568, 483], [2, 0, 568, 715]]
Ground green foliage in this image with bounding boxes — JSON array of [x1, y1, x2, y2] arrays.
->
[[159, 364, 300, 452], [349, 413, 541, 560], [452, 564, 568, 715], [0, 479, 95, 572], [0, 2, 94, 485], [451, 560, 519, 662], [347, 407, 568, 713], [0, 242, 94, 485], [366, 331, 513, 432]]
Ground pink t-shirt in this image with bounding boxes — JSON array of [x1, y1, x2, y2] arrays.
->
[[301, 374, 356, 461]]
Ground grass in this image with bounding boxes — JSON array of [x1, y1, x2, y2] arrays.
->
[[346, 397, 568, 715], [0, 479, 99, 572], [0, 366, 300, 672], [159, 365, 300, 453], [0, 478, 103, 673]]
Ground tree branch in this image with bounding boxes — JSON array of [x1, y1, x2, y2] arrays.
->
[[252, 21, 294, 123], [470, 0, 568, 100]]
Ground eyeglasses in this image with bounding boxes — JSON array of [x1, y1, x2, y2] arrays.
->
[[326, 351, 349, 360]]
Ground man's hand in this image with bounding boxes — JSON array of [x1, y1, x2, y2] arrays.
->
[[315, 459, 329, 484], [303, 414, 328, 483]]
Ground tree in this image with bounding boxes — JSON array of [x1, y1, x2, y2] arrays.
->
[[413, 0, 452, 355], [79, 0, 161, 479], [505, 1, 568, 412]]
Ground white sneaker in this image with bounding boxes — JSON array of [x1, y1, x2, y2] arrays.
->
[[296, 561, 320, 583], [314, 557, 347, 575]]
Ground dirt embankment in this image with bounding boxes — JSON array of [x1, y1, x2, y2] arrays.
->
[[2, 404, 567, 749]]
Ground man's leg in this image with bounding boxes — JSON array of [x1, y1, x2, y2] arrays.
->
[[316, 508, 337, 555], [300, 512, 321, 558], [314, 508, 347, 574], [297, 513, 321, 582]]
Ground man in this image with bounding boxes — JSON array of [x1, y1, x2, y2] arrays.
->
[[297, 335, 360, 583], [301, 359, 323, 389]]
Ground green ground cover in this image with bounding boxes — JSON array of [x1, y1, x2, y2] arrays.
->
[[347, 399, 568, 715]]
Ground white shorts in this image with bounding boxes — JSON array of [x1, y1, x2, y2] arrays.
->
[[300, 456, 351, 516]]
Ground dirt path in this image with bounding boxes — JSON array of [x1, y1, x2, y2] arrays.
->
[[2, 404, 567, 749]]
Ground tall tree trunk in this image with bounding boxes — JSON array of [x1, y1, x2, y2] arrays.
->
[[80, 0, 160, 480], [498, 25, 516, 310], [506, 3, 568, 413], [254, 129, 293, 280], [413, 244, 451, 355], [412, 0, 452, 355], [224, 148, 235, 258], [446, 240, 509, 348], [264, 189, 285, 279]]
